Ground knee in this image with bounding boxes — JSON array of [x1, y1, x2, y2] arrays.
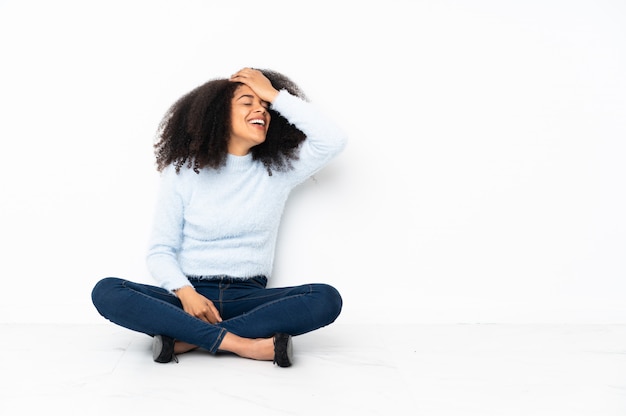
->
[[91, 277, 123, 315], [315, 284, 343, 323]]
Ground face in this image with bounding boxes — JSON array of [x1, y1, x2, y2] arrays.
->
[[228, 85, 271, 155]]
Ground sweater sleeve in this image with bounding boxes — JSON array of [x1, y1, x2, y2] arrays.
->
[[145, 165, 192, 292], [271, 90, 348, 184]]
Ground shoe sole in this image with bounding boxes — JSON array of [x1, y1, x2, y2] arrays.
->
[[273, 333, 293, 367], [153, 335, 177, 363]]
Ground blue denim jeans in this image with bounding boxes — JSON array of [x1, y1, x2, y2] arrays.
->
[[91, 275, 342, 353]]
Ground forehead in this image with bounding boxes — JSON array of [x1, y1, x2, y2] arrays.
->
[[233, 84, 260, 100]]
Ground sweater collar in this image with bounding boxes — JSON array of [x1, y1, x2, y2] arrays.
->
[[225, 152, 254, 171]]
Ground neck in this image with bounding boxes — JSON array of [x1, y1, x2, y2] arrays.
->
[[227, 142, 252, 156]]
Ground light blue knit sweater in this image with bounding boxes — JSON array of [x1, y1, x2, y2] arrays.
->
[[146, 90, 347, 291]]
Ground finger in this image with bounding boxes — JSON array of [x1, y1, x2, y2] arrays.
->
[[229, 74, 246, 82], [230, 68, 248, 77], [209, 304, 222, 322], [203, 312, 219, 324], [197, 306, 214, 322], [230, 68, 258, 81]]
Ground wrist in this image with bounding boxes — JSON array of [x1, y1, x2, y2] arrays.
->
[[173, 285, 195, 298], [267, 88, 279, 103]]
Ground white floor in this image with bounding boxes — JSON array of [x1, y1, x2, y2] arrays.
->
[[1, 323, 625, 415]]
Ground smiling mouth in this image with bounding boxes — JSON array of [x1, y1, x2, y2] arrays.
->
[[249, 119, 265, 126]]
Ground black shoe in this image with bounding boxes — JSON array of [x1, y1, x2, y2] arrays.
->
[[152, 335, 178, 363], [273, 333, 293, 367]]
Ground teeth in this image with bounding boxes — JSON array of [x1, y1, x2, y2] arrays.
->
[[250, 119, 265, 126]]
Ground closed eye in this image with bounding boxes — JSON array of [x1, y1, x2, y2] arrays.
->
[[236, 94, 269, 108]]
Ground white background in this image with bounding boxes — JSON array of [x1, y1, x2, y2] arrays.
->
[[1, 0, 624, 325]]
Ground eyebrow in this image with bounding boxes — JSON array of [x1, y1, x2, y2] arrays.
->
[[236, 94, 270, 106]]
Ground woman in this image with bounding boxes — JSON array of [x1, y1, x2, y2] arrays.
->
[[91, 68, 347, 367]]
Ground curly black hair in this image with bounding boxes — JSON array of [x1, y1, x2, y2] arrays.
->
[[153, 69, 308, 175]]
